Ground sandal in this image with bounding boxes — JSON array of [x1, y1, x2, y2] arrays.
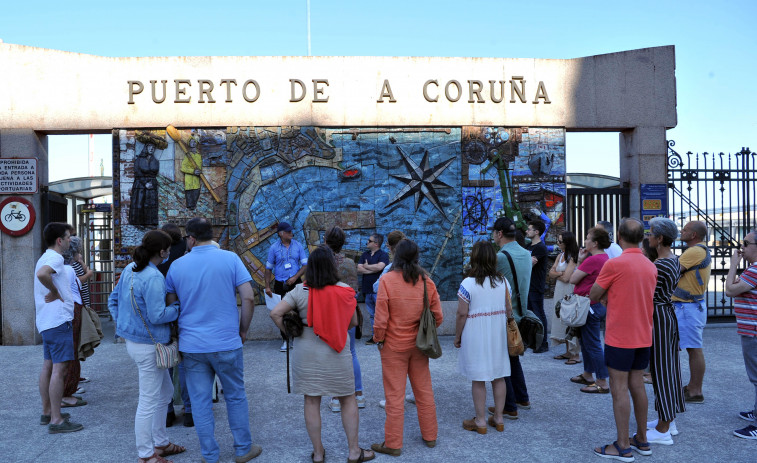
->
[[553, 353, 571, 360], [593, 441, 634, 462], [154, 442, 186, 456], [311, 449, 325, 463], [347, 448, 375, 463], [570, 374, 594, 385], [138, 454, 172, 463], [629, 433, 652, 456], [61, 397, 88, 407], [581, 383, 610, 394]]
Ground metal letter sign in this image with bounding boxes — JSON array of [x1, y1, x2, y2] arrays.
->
[[0, 158, 38, 194], [0, 196, 36, 236], [640, 183, 668, 231]]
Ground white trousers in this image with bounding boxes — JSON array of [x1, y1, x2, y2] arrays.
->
[[126, 340, 174, 458]]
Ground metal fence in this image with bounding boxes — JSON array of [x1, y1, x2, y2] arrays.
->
[[667, 141, 756, 319], [566, 187, 630, 245]]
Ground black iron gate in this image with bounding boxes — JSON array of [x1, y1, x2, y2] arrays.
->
[[567, 187, 630, 246], [667, 141, 756, 319]]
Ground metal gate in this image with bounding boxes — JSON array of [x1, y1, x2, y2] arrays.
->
[[78, 203, 114, 316], [567, 187, 630, 245], [667, 141, 756, 319]]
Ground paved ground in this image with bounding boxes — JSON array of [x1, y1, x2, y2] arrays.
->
[[3, 321, 754, 462]]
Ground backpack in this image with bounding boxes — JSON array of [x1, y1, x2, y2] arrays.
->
[[499, 249, 545, 352]]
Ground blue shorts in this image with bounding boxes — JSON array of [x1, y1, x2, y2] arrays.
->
[[604, 344, 650, 372], [674, 300, 707, 349], [41, 322, 75, 364]]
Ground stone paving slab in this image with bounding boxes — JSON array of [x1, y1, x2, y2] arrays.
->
[[2, 322, 753, 462]]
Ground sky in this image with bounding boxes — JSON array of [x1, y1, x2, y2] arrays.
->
[[2, 0, 755, 183]]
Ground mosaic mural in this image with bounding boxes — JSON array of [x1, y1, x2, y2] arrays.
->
[[113, 126, 566, 300]]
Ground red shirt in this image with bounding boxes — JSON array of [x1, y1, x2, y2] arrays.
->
[[595, 248, 658, 348], [734, 264, 757, 337]]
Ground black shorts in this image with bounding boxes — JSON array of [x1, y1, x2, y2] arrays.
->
[[604, 344, 650, 372]]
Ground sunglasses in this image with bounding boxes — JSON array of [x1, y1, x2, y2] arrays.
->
[[744, 240, 755, 248], [367, 239, 375, 243]]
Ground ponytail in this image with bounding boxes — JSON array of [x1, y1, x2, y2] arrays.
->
[[132, 229, 172, 272]]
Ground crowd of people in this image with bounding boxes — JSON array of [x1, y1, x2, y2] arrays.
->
[[31, 215, 757, 463]]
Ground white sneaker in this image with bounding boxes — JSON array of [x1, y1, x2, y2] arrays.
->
[[329, 398, 341, 412], [379, 399, 386, 409], [280, 341, 288, 352], [356, 395, 366, 409], [645, 427, 674, 445], [647, 419, 679, 436], [405, 394, 415, 404]]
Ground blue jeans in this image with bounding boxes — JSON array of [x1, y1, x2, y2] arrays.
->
[[182, 349, 252, 463], [349, 327, 363, 392], [167, 361, 191, 414], [504, 355, 529, 412], [580, 303, 608, 380], [365, 293, 377, 332]]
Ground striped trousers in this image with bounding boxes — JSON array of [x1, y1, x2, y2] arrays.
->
[[650, 303, 686, 422]]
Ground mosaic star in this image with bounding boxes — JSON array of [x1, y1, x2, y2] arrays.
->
[[386, 146, 454, 219]]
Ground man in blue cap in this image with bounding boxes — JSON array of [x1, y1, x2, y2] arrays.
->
[[265, 221, 308, 351]]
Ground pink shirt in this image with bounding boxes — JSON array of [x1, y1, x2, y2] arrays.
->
[[574, 253, 610, 303]]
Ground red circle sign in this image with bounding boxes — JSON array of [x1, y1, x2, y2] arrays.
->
[[0, 196, 36, 237]]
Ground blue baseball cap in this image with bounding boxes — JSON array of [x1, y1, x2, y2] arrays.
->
[[277, 222, 293, 233]]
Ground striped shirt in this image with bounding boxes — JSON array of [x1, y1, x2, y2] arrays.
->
[[71, 261, 91, 306], [734, 264, 757, 337], [653, 257, 681, 306]]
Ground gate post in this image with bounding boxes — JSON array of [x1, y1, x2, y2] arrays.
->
[[0, 129, 48, 345], [619, 126, 669, 218]]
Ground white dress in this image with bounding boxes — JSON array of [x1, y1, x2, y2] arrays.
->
[[457, 277, 511, 381], [549, 253, 580, 355]]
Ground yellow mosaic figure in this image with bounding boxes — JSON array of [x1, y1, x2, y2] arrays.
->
[[180, 134, 202, 210]]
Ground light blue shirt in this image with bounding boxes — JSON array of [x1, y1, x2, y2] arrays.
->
[[108, 262, 178, 344], [166, 245, 252, 353], [373, 263, 392, 294], [496, 241, 532, 321], [265, 238, 308, 281]]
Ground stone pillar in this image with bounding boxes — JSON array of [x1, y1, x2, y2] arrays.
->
[[0, 129, 48, 345], [619, 126, 669, 219]]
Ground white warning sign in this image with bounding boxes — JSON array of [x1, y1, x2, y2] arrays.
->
[[0, 158, 38, 194]]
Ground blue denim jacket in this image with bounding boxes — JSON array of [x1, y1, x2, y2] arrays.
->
[[108, 262, 179, 344]]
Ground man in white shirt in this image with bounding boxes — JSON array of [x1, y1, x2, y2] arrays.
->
[[35, 222, 83, 433], [597, 221, 623, 259]]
